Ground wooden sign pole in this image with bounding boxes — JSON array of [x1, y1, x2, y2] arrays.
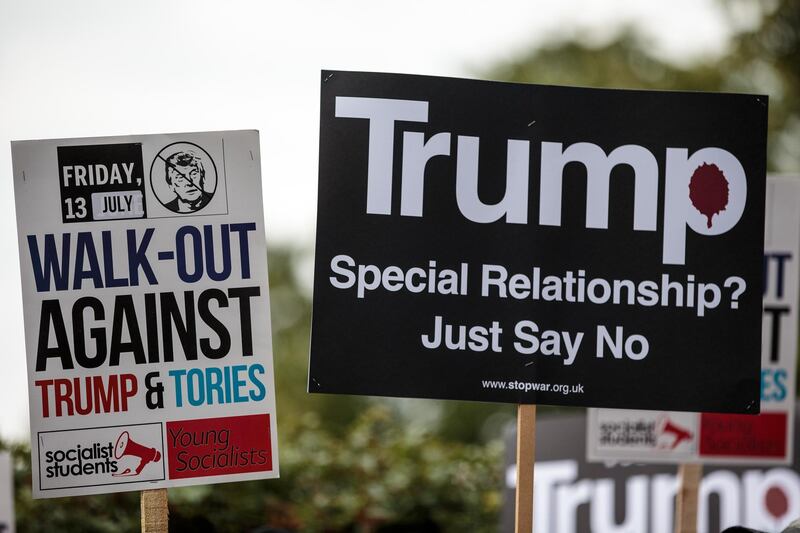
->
[[674, 463, 702, 533], [141, 488, 169, 533], [515, 404, 537, 533]]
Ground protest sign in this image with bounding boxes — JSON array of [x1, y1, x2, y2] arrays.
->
[[587, 176, 800, 465], [503, 411, 800, 533], [0, 453, 13, 533], [309, 70, 768, 413], [12, 130, 279, 498]]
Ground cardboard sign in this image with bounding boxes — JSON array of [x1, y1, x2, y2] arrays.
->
[[503, 412, 800, 533], [587, 176, 800, 464], [309, 70, 768, 412], [12, 131, 279, 498], [0, 453, 14, 533]]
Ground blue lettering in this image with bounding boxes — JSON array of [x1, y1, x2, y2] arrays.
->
[[27, 233, 70, 292], [230, 223, 256, 279], [248, 363, 266, 401], [761, 368, 788, 402], [205, 225, 232, 281], [205, 367, 225, 404], [103, 231, 128, 288], [169, 369, 187, 407], [169, 364, 266, 407], [127, 228, 157, 286], [176, 226, 203, 283], [187, 368, 205, 406], [74, 232, 103, 289], [232, 365, 248, 403], [223, 365, 232, 403]]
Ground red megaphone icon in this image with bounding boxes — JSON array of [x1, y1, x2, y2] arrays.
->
[[112, 431, 161, 477], [660, 418, 693, 450]]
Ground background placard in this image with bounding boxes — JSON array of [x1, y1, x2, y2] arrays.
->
[[587, 176, 800, 465]]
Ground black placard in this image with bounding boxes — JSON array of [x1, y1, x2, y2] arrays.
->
[[309, 70, 768, 413], [58, 143, 146, 223]]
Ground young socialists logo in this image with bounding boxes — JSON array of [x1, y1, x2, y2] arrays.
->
[[150, 142, 218, 214], [166, 414, 273, 480]]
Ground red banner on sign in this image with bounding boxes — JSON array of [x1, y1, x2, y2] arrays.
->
[[166, 414, 272, 479], [699, 412, 787, 458]]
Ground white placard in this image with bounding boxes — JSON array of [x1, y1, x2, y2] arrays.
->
[[0, 453, 14, 533], [12, 131, 279, 497]]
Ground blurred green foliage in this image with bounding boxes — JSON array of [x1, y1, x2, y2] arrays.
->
[[488, 0, 800, 173], [6, 0, 800, 530], [273, 406, 502, 533]]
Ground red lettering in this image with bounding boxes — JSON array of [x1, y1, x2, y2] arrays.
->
[[34, 379, 53, 418], [94, 375, 119, 413], [121, 374, 137, 411], [54, 379, 73, 416], [34, 374, 138, 417], [74, 377, 93, 415]]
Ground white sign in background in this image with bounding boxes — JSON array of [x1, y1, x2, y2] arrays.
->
[[12, 131, 280, 497], [504, 412, 800, 532], [587, 176, 800, 465], [0, 453, 13, 533]]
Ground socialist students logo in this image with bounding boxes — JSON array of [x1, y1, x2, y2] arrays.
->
[[38, 423, 165, 491]]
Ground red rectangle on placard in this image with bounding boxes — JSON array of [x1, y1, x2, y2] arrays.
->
[[699, 412, 787, 458], [166, 414, 272, 479]]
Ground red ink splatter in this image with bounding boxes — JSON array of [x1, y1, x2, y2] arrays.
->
[[689, 163, 729, 228], [765, 486, 789, 519]]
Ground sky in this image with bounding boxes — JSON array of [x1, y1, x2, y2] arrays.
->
[[0, 0, 741, 441]]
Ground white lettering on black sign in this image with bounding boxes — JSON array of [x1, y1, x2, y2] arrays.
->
[[310, 70, 767, 412]]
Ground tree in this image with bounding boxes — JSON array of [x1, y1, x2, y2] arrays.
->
[[487, 0, 800, 172]]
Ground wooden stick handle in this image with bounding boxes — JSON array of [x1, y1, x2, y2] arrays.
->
[[515, 404, 537, 533], [674, 463, 702, 533], [141, 488, 169, 533]]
